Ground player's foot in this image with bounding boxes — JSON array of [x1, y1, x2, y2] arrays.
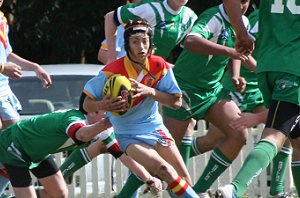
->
[[215, 184, 236, 198]]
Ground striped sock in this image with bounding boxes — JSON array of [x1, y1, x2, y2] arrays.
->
[[117, 172, 143, 198], [232, 139, 277, 197], [60, 148, 91, 178], [100, 129, 123, 158], [193, 147, 231, 193], [179, 136, 192, 165], [190, 136, 202, 158], [168, 176, 198, 198], [269, 147, 291, 196]]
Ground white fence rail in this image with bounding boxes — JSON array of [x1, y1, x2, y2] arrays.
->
[[5, 120, 294, 197]]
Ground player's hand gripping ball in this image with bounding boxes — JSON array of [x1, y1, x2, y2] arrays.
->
[[103, 74, 133, 116]]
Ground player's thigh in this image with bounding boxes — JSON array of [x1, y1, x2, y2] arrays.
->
[[32, 156, 67, 197], [126, 143, 166, 174], [38, 171, 67, 197], [205, 99, 243, 135], [4, 164, 36, 198]]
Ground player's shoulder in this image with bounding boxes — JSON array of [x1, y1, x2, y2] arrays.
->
[[148, 55, 170, 76], [103, 58, 126, 72], [149, 55, 169, 68], [101, 58, 129, 80]]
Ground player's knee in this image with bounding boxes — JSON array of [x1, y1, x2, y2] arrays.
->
[[231, 128, 248, 144], [156, 164, 173, 180]]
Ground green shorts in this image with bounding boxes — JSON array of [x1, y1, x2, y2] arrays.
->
[[163, 85, 230, 121], [227, 88, 264, 112], [0, 128, 32, 168], [257, 72, 300, 107]]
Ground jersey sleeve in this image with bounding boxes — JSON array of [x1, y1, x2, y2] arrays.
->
[[6, 25, 12, 55], [156, 68, 182, 97], [100, 39, 108, 50], [115, 26, 126, 57], [83, 72, 108, 100], [98, 128, 123, 158], [64, 110, 87, 143], [248, 10, 259, 41], [188, 11, 222, 40], [115, 2, 157, 26]]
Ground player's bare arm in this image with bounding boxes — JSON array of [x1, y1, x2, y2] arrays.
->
[[75, 118, 112, 142], [228, 59, 246, 93], [184, 35, 249, 62], [104, 11, 118, 64], [1, 62, 22, 80], [223, 0, 254, 55], [130, 78, 181, 109], [118, 154, 162, 195], [241, 55, 256, 71], [7, 52, 52, 88], [83, 95, 128, 113]]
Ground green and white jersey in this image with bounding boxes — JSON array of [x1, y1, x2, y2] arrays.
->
[[174, 4, 250, 90], [0, 109, 89, 165], [256, 0, 300, 76], [222, 10, 259, 93], [115, 0, 197, 59]]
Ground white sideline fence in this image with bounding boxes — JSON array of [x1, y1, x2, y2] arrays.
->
[[5, 120, 295, 198]]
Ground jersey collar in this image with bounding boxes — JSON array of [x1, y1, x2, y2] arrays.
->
[[124, 55, 150, 80], [219, 4, 230, 23]]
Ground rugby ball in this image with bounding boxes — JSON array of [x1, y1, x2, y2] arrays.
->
[[103, 74, 133, 116]]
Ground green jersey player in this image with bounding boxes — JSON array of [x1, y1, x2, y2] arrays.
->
[[104, 0, 254, 64], [104, 0, 198, 63], [0, 108, 162, 198], [217, 0, 300, 197], [162, 0, 251, 196], [222, 10, 264, 113], [220, 10, 292, 198], [0, 109, 111, 198]]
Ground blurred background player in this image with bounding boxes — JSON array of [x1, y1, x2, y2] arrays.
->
[[97, 0, 141, 64], [104, 0, 197, 64]]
